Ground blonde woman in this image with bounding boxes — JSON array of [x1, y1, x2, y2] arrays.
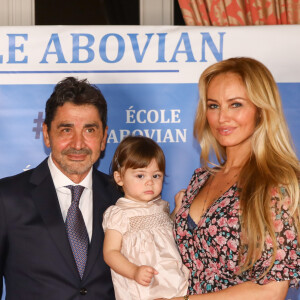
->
[[156, 57, 299, 300]]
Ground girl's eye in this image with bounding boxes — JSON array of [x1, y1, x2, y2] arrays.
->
[[137, 174, 144, 179], [153, 174, 161, 179]]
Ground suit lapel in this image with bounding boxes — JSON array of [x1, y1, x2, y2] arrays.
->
[[30, 160, 79, 280], [83, 170, 109, 280]]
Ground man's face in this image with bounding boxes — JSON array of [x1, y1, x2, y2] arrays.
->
[[43, 102, 107, 183]]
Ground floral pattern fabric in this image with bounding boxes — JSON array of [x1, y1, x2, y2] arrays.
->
[[174, 168, 300, 295]]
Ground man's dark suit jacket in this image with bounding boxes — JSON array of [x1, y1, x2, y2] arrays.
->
[[0, 159, 120, 300]]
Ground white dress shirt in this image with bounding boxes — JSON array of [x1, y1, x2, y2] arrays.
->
[[47, 154, 93, 241]]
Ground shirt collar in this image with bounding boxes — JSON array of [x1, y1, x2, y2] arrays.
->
[[47, 154, 93, 190]]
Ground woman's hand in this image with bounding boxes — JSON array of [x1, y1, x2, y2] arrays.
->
[[134, 265, 158, 286], [171, 189, 186, 220], [175, 189, 186, 208]]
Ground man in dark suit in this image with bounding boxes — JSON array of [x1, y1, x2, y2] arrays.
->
[[0, 77, 120, 299]]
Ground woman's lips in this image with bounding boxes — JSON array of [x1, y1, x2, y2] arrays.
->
[[217, 127, 235, 135]]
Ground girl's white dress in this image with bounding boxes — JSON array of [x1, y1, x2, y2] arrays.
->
[[102, 197, 189, 300]]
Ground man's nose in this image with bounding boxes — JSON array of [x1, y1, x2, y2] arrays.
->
[[71, 131, 85, 149]]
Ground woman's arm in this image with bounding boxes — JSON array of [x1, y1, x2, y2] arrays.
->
[[156, 280, 289, 300], [170, 189, 186, 220], [103, 229, 158, 286]]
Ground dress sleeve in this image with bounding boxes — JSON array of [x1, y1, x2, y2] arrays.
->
[[248, 187, 300, 288], [160, 199, 170, 214], [102, 205, 128, 235]]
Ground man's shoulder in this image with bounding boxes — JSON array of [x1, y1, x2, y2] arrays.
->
[[93, 168, 122, 204], [93, 168, 111, 182], [0, 159, 49, 189], [92, 168, 116, 192], [0, 168, 34, 186]]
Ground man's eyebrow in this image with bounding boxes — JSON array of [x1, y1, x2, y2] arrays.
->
[[57, 123, 73, 128], [84, 123, 99, 128], [56, 122, 100, 129]]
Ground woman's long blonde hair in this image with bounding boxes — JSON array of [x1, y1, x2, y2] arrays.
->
[[194, 57, 299, 273]]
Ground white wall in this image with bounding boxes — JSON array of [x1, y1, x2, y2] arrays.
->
[[140, 0, 174, 25]]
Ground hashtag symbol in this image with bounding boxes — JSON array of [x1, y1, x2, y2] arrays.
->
[[33, 112, 44, 139]]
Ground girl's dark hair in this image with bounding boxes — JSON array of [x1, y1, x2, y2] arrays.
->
[[110, 136, 165, 176]]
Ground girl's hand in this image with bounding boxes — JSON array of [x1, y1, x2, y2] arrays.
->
[[134, 265, 158, 286]]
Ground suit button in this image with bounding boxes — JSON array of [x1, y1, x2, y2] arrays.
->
[[80, 288, 87, 295]]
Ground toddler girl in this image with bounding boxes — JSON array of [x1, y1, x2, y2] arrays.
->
[[103, 135, 189, 300]]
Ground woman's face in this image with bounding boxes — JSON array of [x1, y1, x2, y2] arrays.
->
[[206, 72, 258, 151]]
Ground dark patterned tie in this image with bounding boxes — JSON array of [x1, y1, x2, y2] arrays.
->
[[65, 185, 88, 279]]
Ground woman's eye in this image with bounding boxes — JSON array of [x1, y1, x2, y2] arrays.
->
[[207, 104, 218, 109], [232, 102, 242, 108]]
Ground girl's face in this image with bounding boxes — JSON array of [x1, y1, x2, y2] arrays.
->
[[114, 159, 164, 203], [206, 72, 258, 152]]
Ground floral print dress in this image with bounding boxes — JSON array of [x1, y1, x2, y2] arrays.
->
[[174, 168, 300, 295]]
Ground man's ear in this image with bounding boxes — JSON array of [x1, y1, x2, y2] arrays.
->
[[113, 171, 123, 187], [43, 123, 51, 148]]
